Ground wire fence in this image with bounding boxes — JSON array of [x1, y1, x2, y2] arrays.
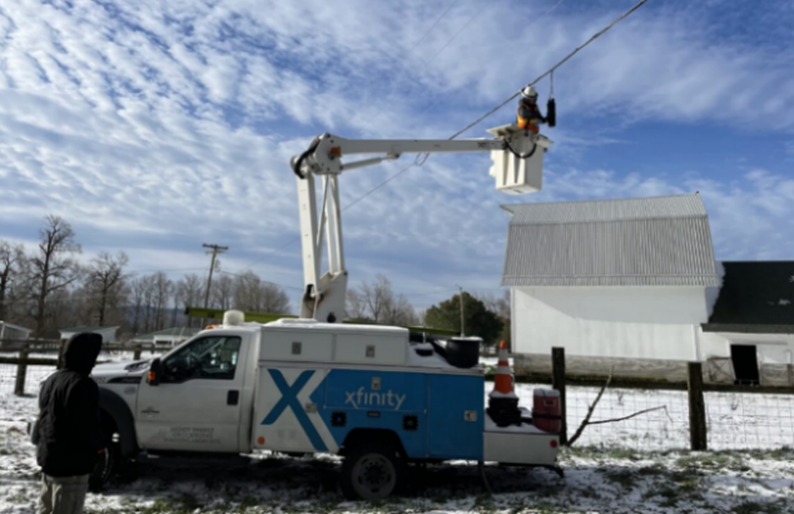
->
[[563, 384, 691, 451], [3, 342, 794, 453], [503, 381, 794, 452], [705, 389, 794, 450]]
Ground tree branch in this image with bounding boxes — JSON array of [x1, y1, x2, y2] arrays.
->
[[567, 368, 613, 447], [585, 406, 668, 426]]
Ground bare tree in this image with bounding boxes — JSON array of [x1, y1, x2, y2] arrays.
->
[[348, 274, 417, 325], [129, 276, 147, 334], [28, 215, 82, 337], [140, 274, 158, 333], [212, 273, 235, 310], [171, 285, 183, 327], [0, 240, 26, 322], [153, 272, 173, 331], [83, 251, 129, 326], [478, 289, 510, 319], [232, 271, 290, 313], [177, 273, 205, 327], [346, 289, 368, 320], [383, 294, 418, 326]]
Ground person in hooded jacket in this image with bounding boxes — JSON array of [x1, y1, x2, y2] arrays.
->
[[32, 332, 106, 514]]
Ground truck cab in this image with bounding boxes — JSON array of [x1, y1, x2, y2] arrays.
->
[[90, 310, 561, 500]]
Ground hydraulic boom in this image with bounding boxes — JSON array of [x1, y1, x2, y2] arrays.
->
[[290, 124, 552, 323]]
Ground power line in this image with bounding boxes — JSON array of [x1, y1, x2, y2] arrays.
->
[[235, 0, 649, 284], [448, 0, 650, 141], [412, 0, 568, 121], [405, 0, 461, 56], [345, 0, 650, 208]]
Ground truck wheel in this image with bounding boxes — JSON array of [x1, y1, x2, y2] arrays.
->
[[340, 443, 405, 501], [88, 444, 118, 492]]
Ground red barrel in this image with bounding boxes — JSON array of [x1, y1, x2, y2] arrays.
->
[[532, 388, 561, 433]]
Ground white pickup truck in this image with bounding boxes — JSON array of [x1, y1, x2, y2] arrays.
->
[[83, 310, 562, 499]]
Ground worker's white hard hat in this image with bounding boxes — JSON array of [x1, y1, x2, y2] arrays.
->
[[521, 86, 538, 99]]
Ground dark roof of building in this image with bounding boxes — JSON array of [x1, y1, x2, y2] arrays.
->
[[704, 261, 794, 331]]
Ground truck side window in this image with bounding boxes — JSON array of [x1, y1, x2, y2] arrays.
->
[[162, 335, 242, 382]]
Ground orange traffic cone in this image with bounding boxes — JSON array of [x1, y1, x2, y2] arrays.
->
[[489, 340, 517, 398], [487, 340, 522, 427]]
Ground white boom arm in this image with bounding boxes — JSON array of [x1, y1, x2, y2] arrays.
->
[[290, 124, 552, 323]]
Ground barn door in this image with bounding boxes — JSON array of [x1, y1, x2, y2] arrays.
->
[[730, 345, 760, 386]]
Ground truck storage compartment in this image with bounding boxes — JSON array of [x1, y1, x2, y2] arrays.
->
[[258, 330, 334, 362], [483, 430, 559, 465], [427, 374, 484, 460], [335, 332, 407, 365], [260, 319, 409, 366]]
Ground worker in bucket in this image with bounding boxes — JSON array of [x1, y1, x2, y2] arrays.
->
[[516, 86, 547, 133]]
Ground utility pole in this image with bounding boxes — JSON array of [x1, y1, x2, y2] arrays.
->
[[200, 243, 228, 327], [457, 285, 465, 337]]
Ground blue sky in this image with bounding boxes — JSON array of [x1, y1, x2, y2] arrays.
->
[[1, 0, 793, 313]]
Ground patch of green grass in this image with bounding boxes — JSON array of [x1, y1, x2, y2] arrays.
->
[[239, 496, 258, 509], [599, 467, 636, 489], [472, 493, 497, 512], [732, 500, 788, 514], [636, 465, 665, 477], [140, 499, 174, 514], [178, 492, 200, 511], [675, 452, 733, 470], [642, 484, 681, 508]]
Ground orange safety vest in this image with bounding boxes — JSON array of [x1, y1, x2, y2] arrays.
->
[[516, 102, 542, 133]]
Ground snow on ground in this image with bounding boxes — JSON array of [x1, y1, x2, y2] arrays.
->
[[2, 355, 794, 512]]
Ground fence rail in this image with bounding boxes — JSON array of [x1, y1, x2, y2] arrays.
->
[[0, 338, 170, 396]]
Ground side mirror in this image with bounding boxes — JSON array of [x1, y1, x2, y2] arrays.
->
[[147, 358, 162, 386]]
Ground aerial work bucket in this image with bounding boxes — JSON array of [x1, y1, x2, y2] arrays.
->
[[486, 124, 552, 195]]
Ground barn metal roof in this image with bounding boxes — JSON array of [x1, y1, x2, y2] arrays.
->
[[501, 193, 720, 287]]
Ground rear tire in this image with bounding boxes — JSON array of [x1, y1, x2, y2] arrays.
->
[[340, 443, 405, 501]]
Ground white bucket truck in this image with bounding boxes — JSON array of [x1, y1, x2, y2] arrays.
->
[[86, 125, 561, 499]]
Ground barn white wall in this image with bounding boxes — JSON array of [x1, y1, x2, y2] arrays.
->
[[513, 286, 710, 360]]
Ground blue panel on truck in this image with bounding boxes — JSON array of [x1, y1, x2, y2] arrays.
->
[[311, 369, 429, 459], [427, 374, 484, 460]]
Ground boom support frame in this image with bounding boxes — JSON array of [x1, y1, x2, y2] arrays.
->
[[291, 126, 551, 322]]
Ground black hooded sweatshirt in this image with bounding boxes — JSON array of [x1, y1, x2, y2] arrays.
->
[[35, 332, 106, 477]]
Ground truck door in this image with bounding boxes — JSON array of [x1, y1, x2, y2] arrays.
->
[[135, 333, 247, 453]]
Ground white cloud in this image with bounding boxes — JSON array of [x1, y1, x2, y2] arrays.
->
[[0, 0, 793, 313]]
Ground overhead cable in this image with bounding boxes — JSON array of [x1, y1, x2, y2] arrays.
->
[[448, 0, 651, 141]]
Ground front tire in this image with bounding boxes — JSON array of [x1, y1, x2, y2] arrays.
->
[[340, 443, 405, 501], [88, 444, 117, 492]]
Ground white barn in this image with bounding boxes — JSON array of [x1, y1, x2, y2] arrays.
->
[[501, 193, 721, 381]]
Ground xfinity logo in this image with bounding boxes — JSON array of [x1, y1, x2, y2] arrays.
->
[[345, 387, 406, 410]]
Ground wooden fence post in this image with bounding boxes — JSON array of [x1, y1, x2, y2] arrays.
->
[[14, 345, 29, 396], [551, 347, 567, 445], [687, 362, 707, 451], [56, 339, 66, 369]]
